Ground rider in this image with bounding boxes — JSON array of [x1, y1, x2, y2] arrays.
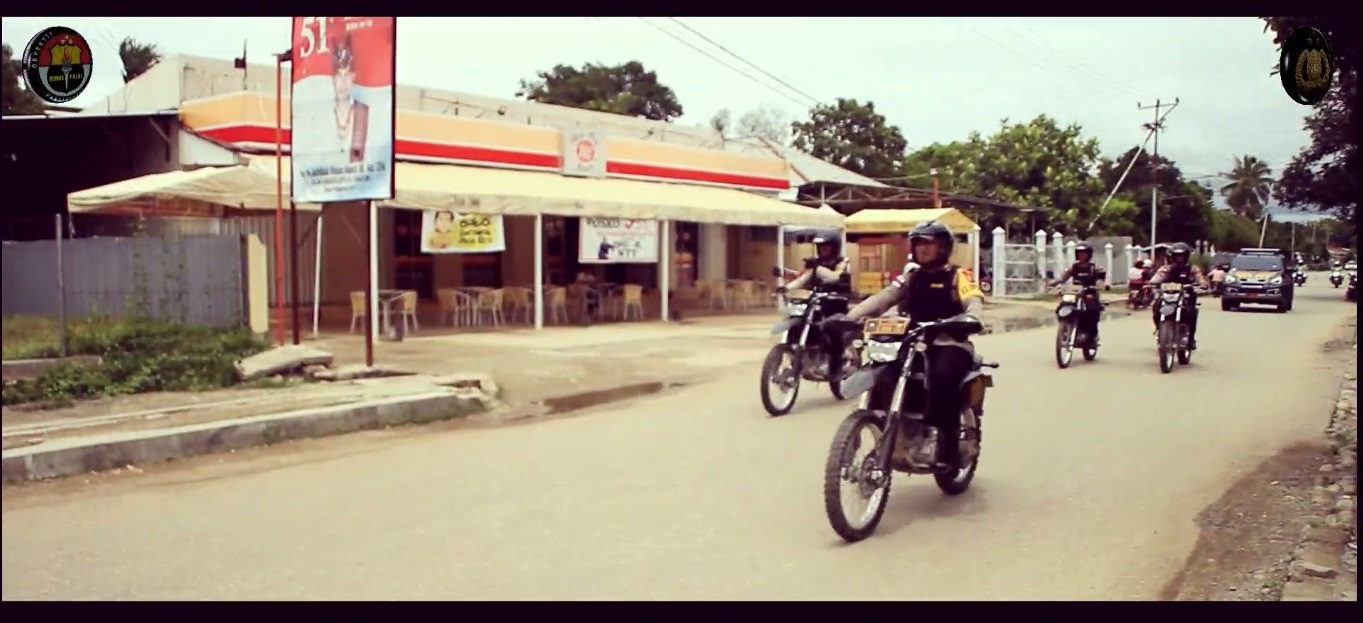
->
[[1146, 242, 1209, 350], [777, 234, 852, 378], [825, 221, 984, 472], [1048, 242, 1108, 345]]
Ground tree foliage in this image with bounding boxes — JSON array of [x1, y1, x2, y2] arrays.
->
[[790, 98, 906, 179], [2, 43, 45, 116], [516, 61, 684, 122], [902, 115, 1105, 234], [735, 104, 790, 146], [118, 37, 162, 84], [1218, 154, 1274, 219], [1261, 17, 1359, 232]]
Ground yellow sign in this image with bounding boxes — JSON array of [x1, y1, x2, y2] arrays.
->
[[421, 210, 506, 254]]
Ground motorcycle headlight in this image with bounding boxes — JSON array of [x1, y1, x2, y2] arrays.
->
[[1162, 293, 1181, 302], [1225, 275, 1237, 283], [865, 341, 901, 363], [1268, 276, 1283, 285], [1060, 294, 1077, 303], [786, 303, 807, 317]]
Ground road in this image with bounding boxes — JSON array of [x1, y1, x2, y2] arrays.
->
[[2, 278, 1355, 600]]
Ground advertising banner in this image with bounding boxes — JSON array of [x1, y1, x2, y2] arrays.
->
[[419, 210, 506, 254], [289, 16, 396, 203], [578, 218, 660, 264]]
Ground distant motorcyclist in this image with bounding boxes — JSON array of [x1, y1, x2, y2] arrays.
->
[[823, 221, 985, 472], [777, 234, 852, 378], [1147, 243, 1209, 350], [1047, 242, 1109, 345]]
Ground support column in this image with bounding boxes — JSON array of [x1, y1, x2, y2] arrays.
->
[[534, 213, 544, 330], [659, 219, 671, 321]]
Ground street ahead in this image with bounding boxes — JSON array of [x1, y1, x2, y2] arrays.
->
[[2, 280, 1355, 600]]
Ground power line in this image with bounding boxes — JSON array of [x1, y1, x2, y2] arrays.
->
[[1008, 27, 1147, 101], [635, 17, 815, 109], [664, 18, 823, 105]]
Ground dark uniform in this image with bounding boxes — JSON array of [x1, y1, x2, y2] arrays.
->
[[1052, 242, 1107, 344], [1147, 243, 1208, 349], [782, 235, 852, 378], [832, 221, 985, 470]]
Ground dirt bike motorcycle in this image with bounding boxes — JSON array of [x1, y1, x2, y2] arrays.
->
[[1053, 284, 1100, 368], [821, 313, 999, 543], [1155, 283, 1198, 374], [1330, 270, 1344, 288], [1293, 270, 1307, 287], [759, 289, 863, 416]]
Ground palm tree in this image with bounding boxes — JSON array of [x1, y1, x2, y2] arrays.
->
[[118, 37, 162, 84], [1218, 155, 1274, 219]]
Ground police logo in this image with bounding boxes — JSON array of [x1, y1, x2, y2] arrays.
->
[[1279, 26, 1335, 106], [19, 26, 94, 105]]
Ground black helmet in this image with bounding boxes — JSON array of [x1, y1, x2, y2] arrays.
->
[[1168, 242, 1192, 263], [1074, 242, 1094, 261], [907, 221, 954, 269], [811, 234, 840, 257]]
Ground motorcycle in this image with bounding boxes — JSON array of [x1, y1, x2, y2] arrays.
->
[[1347, 272, 1357, 302], [1155, 283, 1198, 374], [1053, 284, 1100, 368], [1330, 271, 1344, 288], [1126, 281, 1153, 309], [979, 268, 993, 295], [759, 288, 862, 416], [822, 313, 999, 543], [1293, 271, 1307, 286]]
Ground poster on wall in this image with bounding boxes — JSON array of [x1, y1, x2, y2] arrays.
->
[[578, 218, 660, 264], [420, 210, 506, 254], [289, 16, 396, 203]]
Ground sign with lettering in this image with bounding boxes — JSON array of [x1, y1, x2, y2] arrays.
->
[[420, 210, 506, 254], [578, 218, 659, 264]]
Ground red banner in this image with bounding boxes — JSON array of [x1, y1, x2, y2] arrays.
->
[[289, 17, 396, 203]]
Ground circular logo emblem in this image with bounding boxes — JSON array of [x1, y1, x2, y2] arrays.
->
[[574, 138, 597, 163], [1279, 26, 1335, 106], [20, 26, 94, 105]]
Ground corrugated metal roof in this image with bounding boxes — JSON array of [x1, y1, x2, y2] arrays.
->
[[721, 138, 890, 189]]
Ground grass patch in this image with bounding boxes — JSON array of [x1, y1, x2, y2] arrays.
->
[[1, 315, 270, 408], [1, 314, 126, 360]]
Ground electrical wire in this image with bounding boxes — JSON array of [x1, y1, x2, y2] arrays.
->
[[635, 17, 815, 109], [664, 18, 822, 105]]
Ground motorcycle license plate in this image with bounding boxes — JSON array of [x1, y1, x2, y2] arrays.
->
[[864, 317, 909, 336], [1160, 283, 1183, 293], [1061, 294, 1077, 303]]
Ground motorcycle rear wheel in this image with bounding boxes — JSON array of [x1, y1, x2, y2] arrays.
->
[[823, 410, 892, 543]]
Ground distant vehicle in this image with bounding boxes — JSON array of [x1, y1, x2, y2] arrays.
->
[[1222, 249, 1295, 313]]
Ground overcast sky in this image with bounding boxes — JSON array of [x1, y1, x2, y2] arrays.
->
[[4, 16, 1323, 217]]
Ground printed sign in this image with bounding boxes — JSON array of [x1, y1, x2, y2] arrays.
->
[[289, 16, 396, 203], [562, 130, 606, 178], [420, 210, 506, 254], [578, 218, 659, 264]]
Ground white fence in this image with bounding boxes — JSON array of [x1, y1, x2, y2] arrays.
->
[[988, 229, 1141, 298]]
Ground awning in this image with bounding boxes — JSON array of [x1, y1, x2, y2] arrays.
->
[[247, 156, 842, 228], [67, 165, 314, 217], [845, 208, 978, 235]]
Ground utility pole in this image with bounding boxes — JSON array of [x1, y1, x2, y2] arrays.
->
[[1138, 97, 1179, 247]]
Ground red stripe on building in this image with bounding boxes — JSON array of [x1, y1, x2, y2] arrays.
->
[[194, 125, 789, 190]]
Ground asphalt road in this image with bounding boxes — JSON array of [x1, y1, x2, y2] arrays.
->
[[2, 277, 1355, 601]]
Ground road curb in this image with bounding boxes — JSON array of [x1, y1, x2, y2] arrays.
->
[[1, 390, 490, 485]]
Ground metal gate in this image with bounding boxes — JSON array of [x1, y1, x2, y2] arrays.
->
[[1002, 243, 1043, 296]]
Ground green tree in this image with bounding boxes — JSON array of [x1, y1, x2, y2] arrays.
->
[[790, 98, 906, 179], [1218, 155, 1275, 219], [1097, 147, 1214, 245], [2, 43, 45, 116], [118, 37, 162, 83], [902, 116, 1105, 234], [1261, 17, 1359, 234], [516, 61, 684, 122]]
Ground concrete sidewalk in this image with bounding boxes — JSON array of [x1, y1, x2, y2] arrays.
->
[[2, 302, 1080, 485]]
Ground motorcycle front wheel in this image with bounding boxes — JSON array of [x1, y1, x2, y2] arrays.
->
[[1054, 319, 1076, 369], [823, 410, 892, 543], [759, 345, 802, 417], [1157, 322, 1177, 374], [828, 344, 862, 401]]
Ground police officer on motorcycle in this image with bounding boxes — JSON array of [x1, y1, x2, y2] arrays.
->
[[1047, 242, 1109, 345], [1147, 242, 1209, 350], [776, 233, 852, 379], [823, 221, 985, 471]]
